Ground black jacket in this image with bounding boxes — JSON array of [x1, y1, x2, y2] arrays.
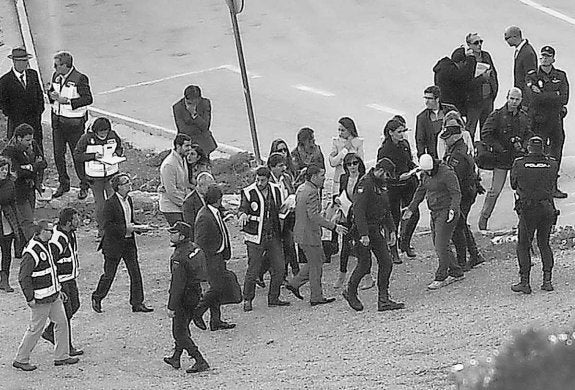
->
[[511, 153, 558, 202], [2, 140, 46, 203], [433, 55, 476, 113], [167, 240, 206, 311], [527, 66, 570, 125], [415, 103, 458, 158], [377, 138, 417, 188], [444, 138, 477, 199], [467, 50, 498, 104], [98, 193, 138, 255], [352, 169, 395, 237], [0, 68, 44, 134]]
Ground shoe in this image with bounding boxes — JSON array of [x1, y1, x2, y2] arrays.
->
[[13, 361, 37, 371], [268, 299, 290, 307], [553, 189, 568, 199], [428, 280, 445, 290], [444, 275, 465, 286], [334, 272, 346, 289], [192, 313, 207, 330], [255, 278, 266, 288], [210, 321, 236, 331], [42, 330, 55, 344], [359, 274, 375, 290], [399, 244, 416, 258], [163, 356, 181, 369], [132, 304, 153, 313], [478, 216, 488, 231], [0, 272, 14, 292], [91, 298, 102, 313], [186, 359, 210, 373], [243, 300, 253, 312], [378, 299, 405, 311], [52, 186, 70, 199], [511, 281, 532, 294], [78, 188, 89, 200], [342, 289, 363, 311], [468, 255, 485, 268], [285, 284, 304, 300], [541, 281, 554, 291], [69, 347, 84, 357], [310, 297, 336, 307], [54, 357, 79, 366]]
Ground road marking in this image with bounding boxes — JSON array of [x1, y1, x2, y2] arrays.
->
[[366, 103, 405, 116], [219, 64, 262, 79], [519, 0, 575, 25], [292, 84, 335, 97]]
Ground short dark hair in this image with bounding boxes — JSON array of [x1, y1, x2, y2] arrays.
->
[[267, 152, 285, 168], [92, 117, 111, 133], [338, 117, 359, 138], [255, 166, 271, 178], [174, 134, 191, 148], [34, 219, 53, 235], [58, 207, 78, 226], [111, 173, 130, 191], [184, 85, 201, 99], [14, 123, 34, 138], [204, 184, 223, 205], [304, 164, 323, 181], [424, 85, 441, 99], [54, 51, 73, 68], [190, 144, 210, 165]]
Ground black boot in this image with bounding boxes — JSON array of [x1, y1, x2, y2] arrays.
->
[[390, 245, 402, 264], [399, 238, 416, 258], [541, 271, 554, 291], [163, 348, 183, 369], [0, 271, 13, 292], [342, 289, 363, 311], [186, 352, 210, 373], [377, 293, 405, 311], [511, 274, 532, 294], [192, 302, 208, 331]]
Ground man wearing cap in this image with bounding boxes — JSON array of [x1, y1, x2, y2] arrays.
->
[[433, 47, 477, 114], [0, 47, 45, 150], [163, 221, 210, 373], [441, 119, 484, 271], [173, 85, 217, 158], [504, 26, 537, 108], [510, 136, 559, 294], [478, 88, 533, 231], [48, 51, 93, 200], [525, 45, 569, 199], [403, 154, 464, 290], [465, 33, 499, 139]]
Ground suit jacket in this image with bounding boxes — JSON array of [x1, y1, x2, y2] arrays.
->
[[0, 68, 44, 134], [415, 103, 458, 158], [194, 205, 231, 261], [514, 40, 537, 106], [293, 181, 335, 246], [182, 190, 204, 238], [173, 97, 217, 155], [98, 193, 137, 255]]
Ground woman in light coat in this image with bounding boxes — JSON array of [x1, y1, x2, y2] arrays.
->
[[328, 117, 364, 195]]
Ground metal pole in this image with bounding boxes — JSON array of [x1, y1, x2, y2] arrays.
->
[[226, 5, 262, 164]]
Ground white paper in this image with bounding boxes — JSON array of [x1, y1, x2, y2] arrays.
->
[[475, 62, 491, 78], [99, 155, 126, 165], [336, 191, 352, 218], [321, 227, 332, 241]]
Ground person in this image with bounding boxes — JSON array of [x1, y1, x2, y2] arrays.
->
[[158, 134, 193, 225], [91, 173, 153, 313], [510, 136, 559, 294], [13, 220, 79, 371], [0, 156, 25, 292], [239, 166, 290, 312], [173, 85, 217, 158], [291, 127, 325, 187], [432, 47, 476, 115], [192, 184, 236, 331], [441, 119, 484, 271], [342, 158, 405, 312], [284, 165, 347, 306], [328, 117, 364, 194], [464, 33, 499, 139], [186, 144, 211, 187], [504, 26, 537, 108], [415, 85, 458, 158], [378, 118, 420, 262], [163, 221, 210, 374], [436, 110, 474, 159], [403, 154, 464, 290], [182, 171, 216, 232], [270, 138, 296, 178], [0, 47, 45, 150], [48, 51, 93, 199], [74, 117, 124, 236], [478, 88, 533, 231], [526, 46, 569, 199], [2, 123, 47, 242], [42, 208, 83, 356]]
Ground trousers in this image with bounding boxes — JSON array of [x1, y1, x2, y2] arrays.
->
[[480, 168, 508, 220], [52, 114, 87, 190], [452, 193, 480, 265], [244, 238, 284, 302], [172, 284, 201, 358], [465, 98, 494, 140], [288, 244, 325, 303], [516, 203, 555, 277], [90, 177, 114, 233], [431, 209, 463, 281], [44, 280, 81, 346]]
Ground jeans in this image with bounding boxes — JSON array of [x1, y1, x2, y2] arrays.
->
[[480, 168, 508, 220], [52, 114, 87, 190], [431, 210, 463, 281], [244, 238, 284, 302], [465, 99, 494, 140], [452, 193, 480, 265], [516, 202, 555, 278]]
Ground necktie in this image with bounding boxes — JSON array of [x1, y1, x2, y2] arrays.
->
[[216, 211, 230, 250], [19, 73, 26, 89]]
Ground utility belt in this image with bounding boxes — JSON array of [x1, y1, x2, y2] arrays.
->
[[514, 198, 559, 223]]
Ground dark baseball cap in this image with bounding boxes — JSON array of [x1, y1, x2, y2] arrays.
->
[[541, 46, 555, 57], [440, 119, 462, 139], [168, 221, 192, 238]]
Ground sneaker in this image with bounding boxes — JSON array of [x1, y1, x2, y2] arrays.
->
[[427, 280, 445, 290], [444, 275, 465, 286]]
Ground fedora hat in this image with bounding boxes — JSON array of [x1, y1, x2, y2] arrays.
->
[[8, 46, 33, 60]]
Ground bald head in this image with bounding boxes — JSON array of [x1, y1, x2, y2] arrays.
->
[[507, 88, 523, 110], [196, 172, 215, 196], [504, 26, 523, 47]]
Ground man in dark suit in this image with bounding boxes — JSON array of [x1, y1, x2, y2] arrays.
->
[[504, 26, 537, 108], [182, 172, 215, 234], [0, 47, 45, 150], [173, 85, 217, 158], [91, 173, 153, 313], [192, 185, 236, 331]]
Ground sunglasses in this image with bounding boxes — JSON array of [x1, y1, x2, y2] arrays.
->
[[346, 161, 360, 167], [470, 40, 483, 45]]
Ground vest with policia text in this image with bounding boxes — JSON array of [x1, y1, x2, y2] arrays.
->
[[23, 238, 61, 300], [51, 70, 88, 118], [85, 137, 120, 177], [241, 182, 283, 244], [49, 226, 79, 282]]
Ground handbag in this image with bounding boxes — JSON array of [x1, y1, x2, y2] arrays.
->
[[474, 141, 497, 171], [219, 269, 242, 305]]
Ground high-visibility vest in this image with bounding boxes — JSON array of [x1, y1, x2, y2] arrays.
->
[[85, 138, 120, 178], [240, 182, 282, 244], [49, 227, 79, 282], [51, 72, 88, 118], [23, 238, 60, 300]]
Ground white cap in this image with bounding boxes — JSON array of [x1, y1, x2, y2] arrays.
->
[[419, 154, 434, 171]]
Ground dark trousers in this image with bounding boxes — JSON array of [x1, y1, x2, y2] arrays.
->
[[92, 238, 144, 307], [452, 193, 480, 266], [244, 238, 284, 302], [1, 234, 15, 274], [16, 198, 35, 242], [516, 203, 555, 278], [196, 254, 225, 325], [465, 99, 494, 140], [389, 183, 419, 250], [533, 118, 565, 168], [339, 232, 354, 273], [163, 212, 183, 226], [52, 114, 87, 190], [282, 228, 299, 277], [45, 279, 80, 346], [431, 210, 463, 281], [347, 226, 393, 301], [172, 284, 202, 358]]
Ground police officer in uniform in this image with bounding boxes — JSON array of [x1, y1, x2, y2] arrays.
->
[[510, 136, 559, 294], [163, 221, 210, 373], [526, 46, 569, 198], [342, 158, 405, 312]]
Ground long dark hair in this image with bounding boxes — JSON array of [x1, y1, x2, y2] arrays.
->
[[342, 152, 366, 177], [338, 117, 359, 138], [269, 138, 295, 176]]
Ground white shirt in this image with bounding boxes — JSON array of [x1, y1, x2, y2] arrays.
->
[[208, 204, 228, 254], [515, 39, 527, 59], [12, 68, 26, 87], [116, 192, 132, 238]]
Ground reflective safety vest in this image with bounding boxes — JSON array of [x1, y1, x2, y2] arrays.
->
[[51, 71, 88, 118], [85, 138, 120, 178], [240, 182, 282, 244], [49, 226, 79, 282], [23, 238, 60, 300]]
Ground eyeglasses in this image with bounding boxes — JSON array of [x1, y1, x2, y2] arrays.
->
[[346, 161, 360, 167], [504, 36, 512, 41], [470, 40, 483, 45], [423, 96, 437, 100]]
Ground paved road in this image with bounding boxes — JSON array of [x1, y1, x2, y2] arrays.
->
[[18, 0, 575, 228]]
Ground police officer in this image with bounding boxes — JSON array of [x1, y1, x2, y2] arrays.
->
[[510, 136, 559, 294], [526, 46, 569, 198], [342, 158, 405, 312], [163, 221, 210, 373]]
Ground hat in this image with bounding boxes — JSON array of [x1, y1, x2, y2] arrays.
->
[[451, 47, 466, 63], [8, 46, 32, 60], [541, 46, 555, 57], [527, 136, 544, 151], [168, 221, 192, 238], [419, 154, 434, 171], [440, 119, 462, 139]]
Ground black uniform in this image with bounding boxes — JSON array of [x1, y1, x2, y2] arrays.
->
[[510, 152, 558, 283]]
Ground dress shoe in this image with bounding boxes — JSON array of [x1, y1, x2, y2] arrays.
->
[[91, 297, 102, 313], [342, 289, 363, 311], [186, 359, 210, 373], [243, 300, 253, 312], [378, 299, 405, 311], [285, 284, 303, 300], [541, 281, 554, 291], [468, 254, 485, 268], [268, 299, 290, 307], [54, 357, 79, 366], [78, 188, 89, 200], [255, 278, 266, 288], [511, 281, 532, 294], [210, 321, 236, 331], [192, 314, 207, 330], [42, 330, 55, 344], [13, 361, 37, 371], [69, 347, 84, 356], [52, 186, 70, 199], [399, 244, 416, 258], [310, 297, 336, 307], [132, 304, 153, 313], [163, 356, 181, 369]]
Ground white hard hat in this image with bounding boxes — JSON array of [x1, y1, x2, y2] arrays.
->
[[419, 154, 434, 171]]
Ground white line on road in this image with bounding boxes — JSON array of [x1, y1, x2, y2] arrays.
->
[[219, 64, 262, 79], [519, 0, 575, 25], [366, 103, 405, 116], [292, 84, 335, 97]]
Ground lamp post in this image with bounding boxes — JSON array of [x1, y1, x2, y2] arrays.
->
[[225, 0, 262, 164]]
